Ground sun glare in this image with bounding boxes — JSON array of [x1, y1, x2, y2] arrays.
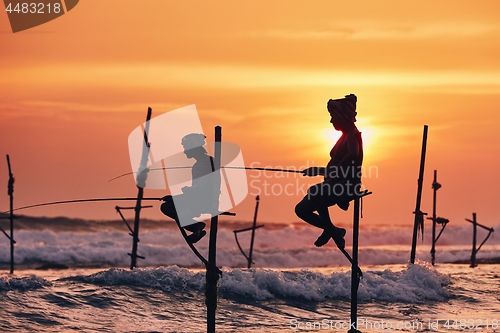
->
[[322, 125, 378, 160], [320, 128, 341, 155]]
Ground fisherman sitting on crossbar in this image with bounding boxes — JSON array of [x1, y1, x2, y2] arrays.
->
[[295, 94, 364, 249], [160, 133, 219, 244]]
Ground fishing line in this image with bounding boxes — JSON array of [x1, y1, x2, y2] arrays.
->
[[1, 197, 163, 214], [108, 166, 305, 182]]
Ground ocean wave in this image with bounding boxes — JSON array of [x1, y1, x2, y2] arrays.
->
[[62, 264, 450, 303], [220, 263, 450, 303], [61, 266, 205, 292], [1, 227, 498, 269], [0, 274, 52, 291]]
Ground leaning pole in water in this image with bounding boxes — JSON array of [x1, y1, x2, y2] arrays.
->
[[410, 125, 428, 264], [207, 126, 222, 333], [129, 107, 153, 269]]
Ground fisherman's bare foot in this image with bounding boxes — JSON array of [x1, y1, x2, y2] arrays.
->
[[314, 229, 332, 247], [184, 221, 206, 232], [332, 227, 346, 249], [185, 222, 206, 244], [187, 230, 206, 244]]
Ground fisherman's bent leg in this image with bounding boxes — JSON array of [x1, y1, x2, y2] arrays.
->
[[295, 196, 326, 229], [307, 183, 336, 227], [307, 183, 346, 248], [161, 195, 206, 244], [160, 195, 178, 220]]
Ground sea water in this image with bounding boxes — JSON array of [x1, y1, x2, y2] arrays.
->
[[0, 264, 499, 332], [0, 217, 499, 332]]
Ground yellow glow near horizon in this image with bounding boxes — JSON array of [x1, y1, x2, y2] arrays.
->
[[322, 125, 377, 160]]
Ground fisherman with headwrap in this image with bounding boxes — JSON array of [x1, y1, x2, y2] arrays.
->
[[295, 94, 364, 248], [160, 133, 217, 243]]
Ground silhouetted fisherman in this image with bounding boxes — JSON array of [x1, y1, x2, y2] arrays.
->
[[160, 133, 217, 243], [295, 94, 363, 249]]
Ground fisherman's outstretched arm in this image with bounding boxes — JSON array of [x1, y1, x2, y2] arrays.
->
[[302, 166, 326, 177]]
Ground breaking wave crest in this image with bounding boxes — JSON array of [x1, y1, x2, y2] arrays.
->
[[0, 275, 52, 291], [62, 264, 450, 303]]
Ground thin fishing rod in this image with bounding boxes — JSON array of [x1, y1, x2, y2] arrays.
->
[[226, 166, 303, 173], [2, 197, 163, 214], [108, 166, 304, 182]]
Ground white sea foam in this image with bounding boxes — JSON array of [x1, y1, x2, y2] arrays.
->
[[61, 264, 450, 303], [0, 274, 52, 291], [62, 265, 205, 292], [0, 224, 498, 268]]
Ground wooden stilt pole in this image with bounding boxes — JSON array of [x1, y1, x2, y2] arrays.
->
[[431, 170, 438, 266], [348, 196, 361, 333], [470, 213, 477, 268], [465, 214, 494, 268], [410, 125, 428, 264], [427, 171, 449, 266], [247, 195, 260, 269], [233, 220, 265, 268], [130, 107, 152, 270], [7, 155, 15, 274], [207, 126, 222, 333]]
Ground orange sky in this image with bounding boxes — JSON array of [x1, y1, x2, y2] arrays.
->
[[1, 1, 500, 229]]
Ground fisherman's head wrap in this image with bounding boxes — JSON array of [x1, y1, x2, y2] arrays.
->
[[327, 94, 357, 123], [181, 133, 206, 150]]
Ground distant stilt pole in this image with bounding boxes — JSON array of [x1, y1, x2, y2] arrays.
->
[[465, 214, 493, 268], [233, 206, 264, 268], [348, 196, 361, 333], [410, 125, 428, 264], [207, 126, 222, 333], [247, 195, 260, 269], [427, 170, 448, 266], [130, 107, 152, 270], [430, 170, 441, 266], [7, 155, 15, 274], [470, 213, 477, 268], [431, 170, 437, 265]]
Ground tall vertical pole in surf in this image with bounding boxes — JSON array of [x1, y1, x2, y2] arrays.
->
[[427, 170, 448, 265], [130, 107, 152, 270], [470, 213, 477, 268], [410, 125, 428, 264], [349, 196, 361, 333], [7, 155, 15, 274], [207, 126, 222, 333], [247, 195, 260, 269], [431, 170, 438, 266]]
